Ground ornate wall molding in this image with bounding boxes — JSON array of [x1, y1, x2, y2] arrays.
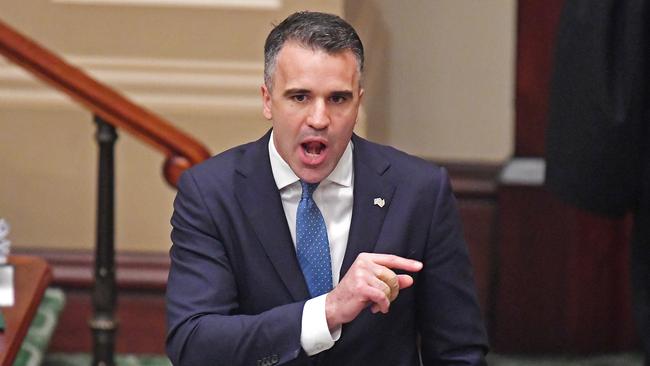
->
[[0, 55, 264, 115], [51, 0, 281, 10]]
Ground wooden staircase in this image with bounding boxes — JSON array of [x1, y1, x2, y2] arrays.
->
[[0, 18, 211, 365]]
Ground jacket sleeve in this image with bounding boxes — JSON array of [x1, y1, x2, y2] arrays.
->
[[417, 168, 489, 365], [166, 170, 306, 366]]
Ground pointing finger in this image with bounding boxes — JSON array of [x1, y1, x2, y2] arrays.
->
[[361, 253, 423, 272]]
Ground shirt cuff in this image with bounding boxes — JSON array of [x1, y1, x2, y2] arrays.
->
[[300, 294, 342, 356]]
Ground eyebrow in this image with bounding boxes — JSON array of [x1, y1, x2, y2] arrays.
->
[[283, 88, 310, 97], [282, 89, 354, 98], [331, 91, 354, 99]]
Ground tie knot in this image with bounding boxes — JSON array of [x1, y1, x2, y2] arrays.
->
[[300, 180, 319, 199]]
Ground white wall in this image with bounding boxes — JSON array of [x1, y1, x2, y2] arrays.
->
[[0, 0, 515, 252], [347, 0, 516, 162]]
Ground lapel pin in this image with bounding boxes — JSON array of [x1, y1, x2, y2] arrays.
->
[[373, 197, 385, 208]]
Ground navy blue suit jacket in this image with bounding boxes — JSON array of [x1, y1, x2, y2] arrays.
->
[[166, 132, 488, 365]]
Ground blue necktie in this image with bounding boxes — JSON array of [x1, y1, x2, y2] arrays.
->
[[296, 181, 333, 298]]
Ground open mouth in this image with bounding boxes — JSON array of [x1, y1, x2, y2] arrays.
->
[[302, 141, 326, 156], [299, 140, 328, 166]]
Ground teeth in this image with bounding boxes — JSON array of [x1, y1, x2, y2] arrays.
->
[[304, 142, 324, 155]]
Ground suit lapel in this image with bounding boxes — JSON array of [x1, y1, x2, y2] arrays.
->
[[234, 132, 310, 301], [340, 136, 396, 278]]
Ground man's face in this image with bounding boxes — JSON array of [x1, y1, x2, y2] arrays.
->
[[261, 41, 364, 183]]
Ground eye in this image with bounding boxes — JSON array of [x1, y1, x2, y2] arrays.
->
[[291, 94, 307, 102], [330, 95, 347, 104]]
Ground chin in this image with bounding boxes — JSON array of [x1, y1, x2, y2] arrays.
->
[[299, 174, 323, 184], [297, 169, 328, 184]]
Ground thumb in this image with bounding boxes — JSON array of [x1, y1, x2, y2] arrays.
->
[[397, 274, 414, 289]]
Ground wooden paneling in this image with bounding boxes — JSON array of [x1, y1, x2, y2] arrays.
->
[[458, 199, 497, 323], [493, 185, 637, 353], [444, 161, 500, 320], [14, 249, 170, 353], [515, 0, 564, 157], [50, 290, 167, 354], [497, 0, 639, 354]]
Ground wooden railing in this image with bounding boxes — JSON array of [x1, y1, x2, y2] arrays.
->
[[0, 18, 211, 366], [0, 19, 211, 186]]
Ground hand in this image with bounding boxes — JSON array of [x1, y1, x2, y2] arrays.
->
[[325, 252, 422, 330]]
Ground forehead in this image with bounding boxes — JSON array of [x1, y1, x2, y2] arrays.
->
[[272, 42, 360, 90]]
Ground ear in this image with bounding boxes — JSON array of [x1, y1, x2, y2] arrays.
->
[[352, 88, 365, 129], [261, 84, 273, 120]]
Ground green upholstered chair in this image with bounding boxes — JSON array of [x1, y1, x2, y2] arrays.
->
[[13, 288, 65, 366]]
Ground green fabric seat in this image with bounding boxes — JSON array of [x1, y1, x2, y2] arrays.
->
[[42, 353, 171, 366], [13, 288, 65, 366]]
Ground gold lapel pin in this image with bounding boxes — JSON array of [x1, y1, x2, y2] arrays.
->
[[373, 197, 385, 208]]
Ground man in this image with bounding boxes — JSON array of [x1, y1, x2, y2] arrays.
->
[[166, 11, 487, 366]]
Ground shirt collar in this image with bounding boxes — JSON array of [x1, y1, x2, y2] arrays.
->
[[268, 130, 353, 190]]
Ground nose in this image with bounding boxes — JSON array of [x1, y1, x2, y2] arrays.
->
[[306, 99, 330, 130]]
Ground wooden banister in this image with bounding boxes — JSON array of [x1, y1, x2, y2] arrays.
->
[[0, 19, 211, 186]]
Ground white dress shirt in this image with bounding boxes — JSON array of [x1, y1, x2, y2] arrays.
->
[[268, 131, 354, 356]]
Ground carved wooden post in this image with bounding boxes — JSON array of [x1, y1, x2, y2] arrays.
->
[[91, 115, 118, 366]]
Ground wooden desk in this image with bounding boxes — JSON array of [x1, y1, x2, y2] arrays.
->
[[0, 256, 52, 366]]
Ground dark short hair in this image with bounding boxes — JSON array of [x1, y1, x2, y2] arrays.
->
[[263, 11, 364, 89]]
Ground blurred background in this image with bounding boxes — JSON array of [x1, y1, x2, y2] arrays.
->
[[0, 0, 640, 364]]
